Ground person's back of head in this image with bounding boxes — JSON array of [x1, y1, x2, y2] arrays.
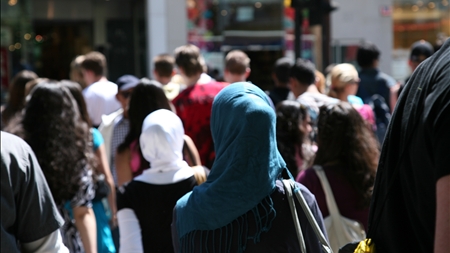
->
[[225, 50, 250, 74], [59, 80, 92, 127], [2, 70, 38, 127], [409, 40, 434, 71], [356, 42, 380, 69], [81, 51, 107, 83], [289, 58, 316, 86], [328, 63, 360, 99], [153, 54, 176, 85], [20, 81, 94, 205], [275, 100, 309, 177], [140, 109, 184, 165], [174, 44, 204, 78], [273, 57, 294, 87], [315, 102, 379, 207], [70, 55, 87, 88]]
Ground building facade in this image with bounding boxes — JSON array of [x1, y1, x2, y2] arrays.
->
[[1, 0, 449, 96]]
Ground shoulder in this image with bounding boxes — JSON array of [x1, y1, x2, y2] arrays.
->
[[378, 72, 396, 87], [99, 109, 123, 127], [1, 132, 33, 169], [84, 81, 117, 97], [297, 167, 319, 184], [91, 128, 104, 150]]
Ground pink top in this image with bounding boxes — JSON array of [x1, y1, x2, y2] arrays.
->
[[130, 140, 144, 177]]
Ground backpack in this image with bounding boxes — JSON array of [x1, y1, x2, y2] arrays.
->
[[367, 94, 391, 144]]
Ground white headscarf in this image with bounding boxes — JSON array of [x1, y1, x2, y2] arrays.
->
[[135, 109, 193, 185]]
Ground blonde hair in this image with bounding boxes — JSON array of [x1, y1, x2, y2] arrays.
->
[[327, 63, 359, 98]]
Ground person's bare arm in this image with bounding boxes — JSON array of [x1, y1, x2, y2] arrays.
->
[[115, 148, 132, 187], [95, 144, 117, 227], [73, 206, 97, 253], [389, 83, 400, 112], [183, 135, 202, 166], [435, 174, 450, 253]]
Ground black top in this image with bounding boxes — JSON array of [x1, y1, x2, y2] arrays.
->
[[172, 180, 327, 253], [117, 176, 197, 253], [356, 68, 396, 110], [266, 87, 291, 107], [368, 40, 450, 252], [1, 132, 64, 252]]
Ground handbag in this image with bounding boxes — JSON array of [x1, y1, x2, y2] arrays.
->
[[313, 165, 366, 253], [282, 179, 332, 253], [93, 173, 110, 202]]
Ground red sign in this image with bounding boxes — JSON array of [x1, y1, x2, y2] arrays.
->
[[1, 47, 10, 88]]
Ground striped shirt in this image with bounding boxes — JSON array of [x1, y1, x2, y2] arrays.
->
[[110, 116, 130, 184]]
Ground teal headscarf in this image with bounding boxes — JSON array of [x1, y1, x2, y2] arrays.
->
[[175, 82, 286, 251]]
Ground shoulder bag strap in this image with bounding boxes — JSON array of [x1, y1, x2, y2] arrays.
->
[[313, 165, 351, 241], [283, 179, 307, 253], [283, 179, 333, 253]]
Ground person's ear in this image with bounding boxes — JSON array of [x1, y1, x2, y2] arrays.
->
[[115, 93, 122, 102], [245, 68, 251, 78]]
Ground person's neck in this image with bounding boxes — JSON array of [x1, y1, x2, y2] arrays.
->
[[185, 73, 201, 87], [338, 92, 348, 102], [305, 84, 320, 94], [91, 76, 107, 85], [226, 76, 246, 84], [275, 81, 289, 88]]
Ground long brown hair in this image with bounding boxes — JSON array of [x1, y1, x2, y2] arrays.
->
[[315, 102, 379, 208], [9, 82, 96, 205], [1, 70, 38, 126], [276, 100, 309, 178]]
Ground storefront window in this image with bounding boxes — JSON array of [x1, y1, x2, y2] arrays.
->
[[1, 0, 34, 101], [392, 0, 450, 80]]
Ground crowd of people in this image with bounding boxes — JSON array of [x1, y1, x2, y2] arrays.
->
[[1, 38, 448, 253]]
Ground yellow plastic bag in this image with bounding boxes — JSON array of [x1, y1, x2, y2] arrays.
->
[[354, 239, 375, 253]]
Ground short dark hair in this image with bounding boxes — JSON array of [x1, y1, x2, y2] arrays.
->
[[289, 59, 316, 86], [153, 54, 175, 77], [410, 40, 434, 63], [273, 57, 294, 84], [225, 50, 250, 75], [174, 44, 204, 77], [81, 51, 107, 76], [356, 42, 380, 68]]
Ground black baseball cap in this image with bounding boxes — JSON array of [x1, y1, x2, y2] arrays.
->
[[410, 40, 434, 62]]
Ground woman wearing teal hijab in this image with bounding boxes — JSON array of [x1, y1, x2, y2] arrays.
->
[[172, 82, 327, 253]]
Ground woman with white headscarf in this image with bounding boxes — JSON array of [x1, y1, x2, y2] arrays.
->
[[116, 109, 197, 253]]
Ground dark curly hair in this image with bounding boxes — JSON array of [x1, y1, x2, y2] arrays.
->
[[117, 80, 172, 170], [14, 81, 95, 205], [315, 102, 379, 208], [276, 100, 308, 178]]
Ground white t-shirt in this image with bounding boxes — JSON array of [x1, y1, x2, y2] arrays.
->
[[83, 80, 121, 126], [297, 92, 339, 121]]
